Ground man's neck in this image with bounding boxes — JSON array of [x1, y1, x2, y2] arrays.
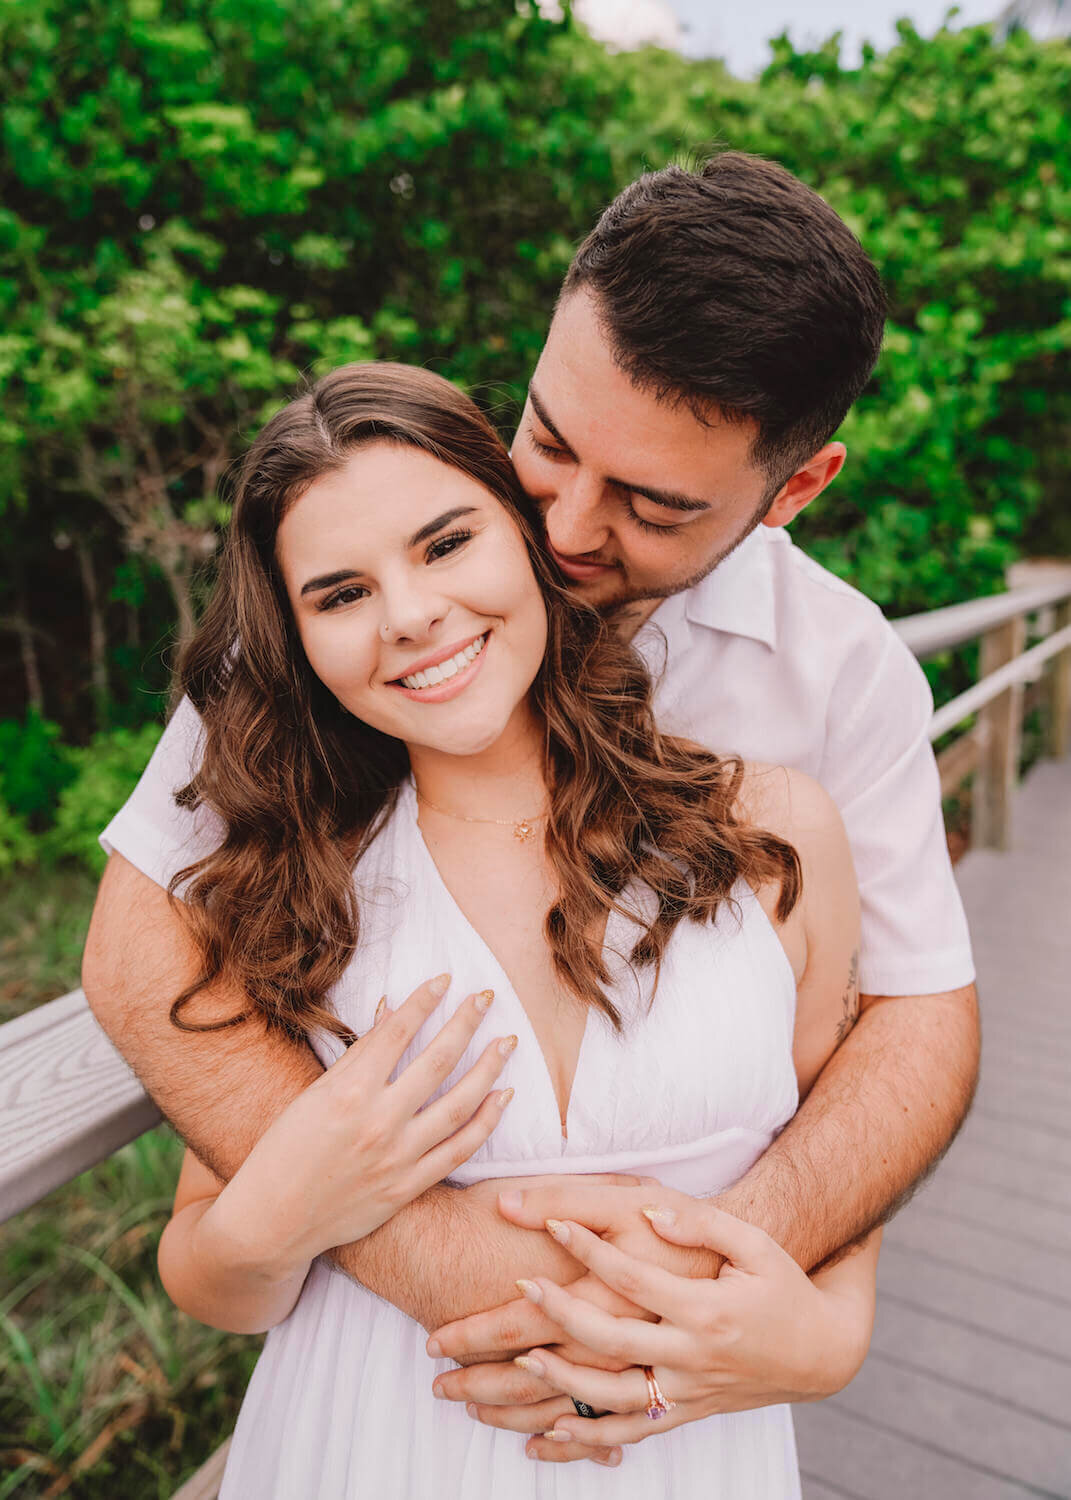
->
[[607, 597, 663, 642]]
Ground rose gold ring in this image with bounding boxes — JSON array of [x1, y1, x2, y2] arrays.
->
[[641, 1365, 675, 1421]]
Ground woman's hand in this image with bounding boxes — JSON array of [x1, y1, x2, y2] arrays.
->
[[506, 1197, 879, 1466], [200, 974, 516, 1277], [429, 1182, 698, 1365]]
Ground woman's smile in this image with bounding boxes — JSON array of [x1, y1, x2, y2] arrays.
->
[[389, 630, 490, 701]]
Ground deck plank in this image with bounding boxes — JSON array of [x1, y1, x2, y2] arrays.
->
[[797, 1401, 1058, 1498], [866, 1299, 1071, 1428], [882, 1205, 1071, 1301], [833, 1360, 1071, 1493]]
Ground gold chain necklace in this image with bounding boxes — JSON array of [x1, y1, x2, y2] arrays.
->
[[415, 788, 548, 843]]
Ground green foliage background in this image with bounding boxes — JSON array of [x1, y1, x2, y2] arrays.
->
[[3, 3, 1070, 751]]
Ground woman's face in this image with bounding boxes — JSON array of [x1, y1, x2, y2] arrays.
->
[[275, 442, 549, 758]]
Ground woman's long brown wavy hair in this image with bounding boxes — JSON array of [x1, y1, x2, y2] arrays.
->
[[170, 362, 800, 1043]]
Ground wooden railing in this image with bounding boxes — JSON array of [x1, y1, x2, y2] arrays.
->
[[893, 568, 1071, 849], [2, 569, 1070, 1495]]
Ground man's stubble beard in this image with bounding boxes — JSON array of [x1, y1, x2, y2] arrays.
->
[[599, 490, 776, 628]]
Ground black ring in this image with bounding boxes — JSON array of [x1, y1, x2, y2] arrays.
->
[[571, 1398, 599, 1419]]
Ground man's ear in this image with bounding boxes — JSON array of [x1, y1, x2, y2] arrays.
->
[[762, 443, 846, 529]]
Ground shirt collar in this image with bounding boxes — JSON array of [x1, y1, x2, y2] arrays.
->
[[680, 525, 778, 649]]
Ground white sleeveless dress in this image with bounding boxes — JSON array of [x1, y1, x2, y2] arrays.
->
[[217, 781, 802, 1499]]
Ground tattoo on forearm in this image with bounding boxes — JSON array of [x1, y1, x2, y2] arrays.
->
[[834, 949, 860, 1045]]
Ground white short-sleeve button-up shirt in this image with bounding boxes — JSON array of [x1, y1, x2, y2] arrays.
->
[[638, 524, 973, 995], [101, 524, 973, 999]]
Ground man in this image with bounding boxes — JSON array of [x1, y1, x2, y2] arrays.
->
[[83, 153, 978, 1469]]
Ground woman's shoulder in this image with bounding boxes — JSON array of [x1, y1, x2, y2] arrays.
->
[[733, 763, 859, 1011], [734, 761, 847, 853], [735, 761, 858, 937]]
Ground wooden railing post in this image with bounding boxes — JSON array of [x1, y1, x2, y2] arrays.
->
[[1045, 599, 1071, 758], [973, 614, 1027, 849]]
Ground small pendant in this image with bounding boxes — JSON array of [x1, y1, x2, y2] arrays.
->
[[513, 820, 534, 842]]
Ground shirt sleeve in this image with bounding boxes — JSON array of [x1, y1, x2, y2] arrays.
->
[[99, 695, 224, 894], [820, 626, 975, 996]]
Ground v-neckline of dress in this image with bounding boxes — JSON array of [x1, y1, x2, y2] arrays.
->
[[401, 780, 620, 1145]]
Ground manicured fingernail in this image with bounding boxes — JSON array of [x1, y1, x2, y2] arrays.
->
[[426, 1337, 443, 1357], [374, 996, 388, 1024], [526, 1445, 538, 1460], [496, 1088, 515, 1108], [432, 1381, 445, 1399], [475, 989, 495, 1012], [430, 973, 451, 997], [516, 1278, 543, 1304], [466, 1402, 478, 1418], [544, 1428, 572, 1442], [514, 1354, 546, 1376], [642, 1205, 677, 1225], [498, 1034, 518, 1056], [594, 1448, 622, 1466], [545, 1218, 570, 1245], [499, 1189, 523, 1211]]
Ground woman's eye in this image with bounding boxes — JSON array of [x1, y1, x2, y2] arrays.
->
[[426, 528, 473, 562], [420, 528, 471, 564], [318, 584, 368, 611]]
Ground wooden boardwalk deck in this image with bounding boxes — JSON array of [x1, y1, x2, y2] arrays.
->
[[795, 756, 1071, 1499]]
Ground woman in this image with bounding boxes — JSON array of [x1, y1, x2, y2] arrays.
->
[[104, 362, 877, 1496]]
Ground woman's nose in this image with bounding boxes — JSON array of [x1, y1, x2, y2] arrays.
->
[[378, 580, 445, 645]]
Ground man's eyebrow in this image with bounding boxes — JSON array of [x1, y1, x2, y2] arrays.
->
[[527, 385, 576, 456], [299, 507, 478, 596], [527, 385, 711, 514]]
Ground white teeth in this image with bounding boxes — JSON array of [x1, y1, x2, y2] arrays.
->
[[399, 634, 487, 691]]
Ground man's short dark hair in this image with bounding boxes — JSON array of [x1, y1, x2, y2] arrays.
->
[[562, 152, 887, 489]]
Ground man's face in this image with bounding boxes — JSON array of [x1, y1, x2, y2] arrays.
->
[[511, 288, 775, 614]]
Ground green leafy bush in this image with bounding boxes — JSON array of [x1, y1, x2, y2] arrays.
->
[[0, 797, 35, 874], [0, 710, 76, 824], [47, 723, 163, 874]]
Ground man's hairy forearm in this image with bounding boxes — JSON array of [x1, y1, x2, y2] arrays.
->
[[83, 855, 571, 1331], [716, 985, 980, 1270], [328, 1185, 575, 1331]]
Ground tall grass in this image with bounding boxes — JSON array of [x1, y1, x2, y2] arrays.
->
[[1, 1130, 258, 1497]]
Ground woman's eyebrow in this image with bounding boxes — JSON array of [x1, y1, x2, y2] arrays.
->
[[407, 506, 478, 548], [300, 568, 361, 598]]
